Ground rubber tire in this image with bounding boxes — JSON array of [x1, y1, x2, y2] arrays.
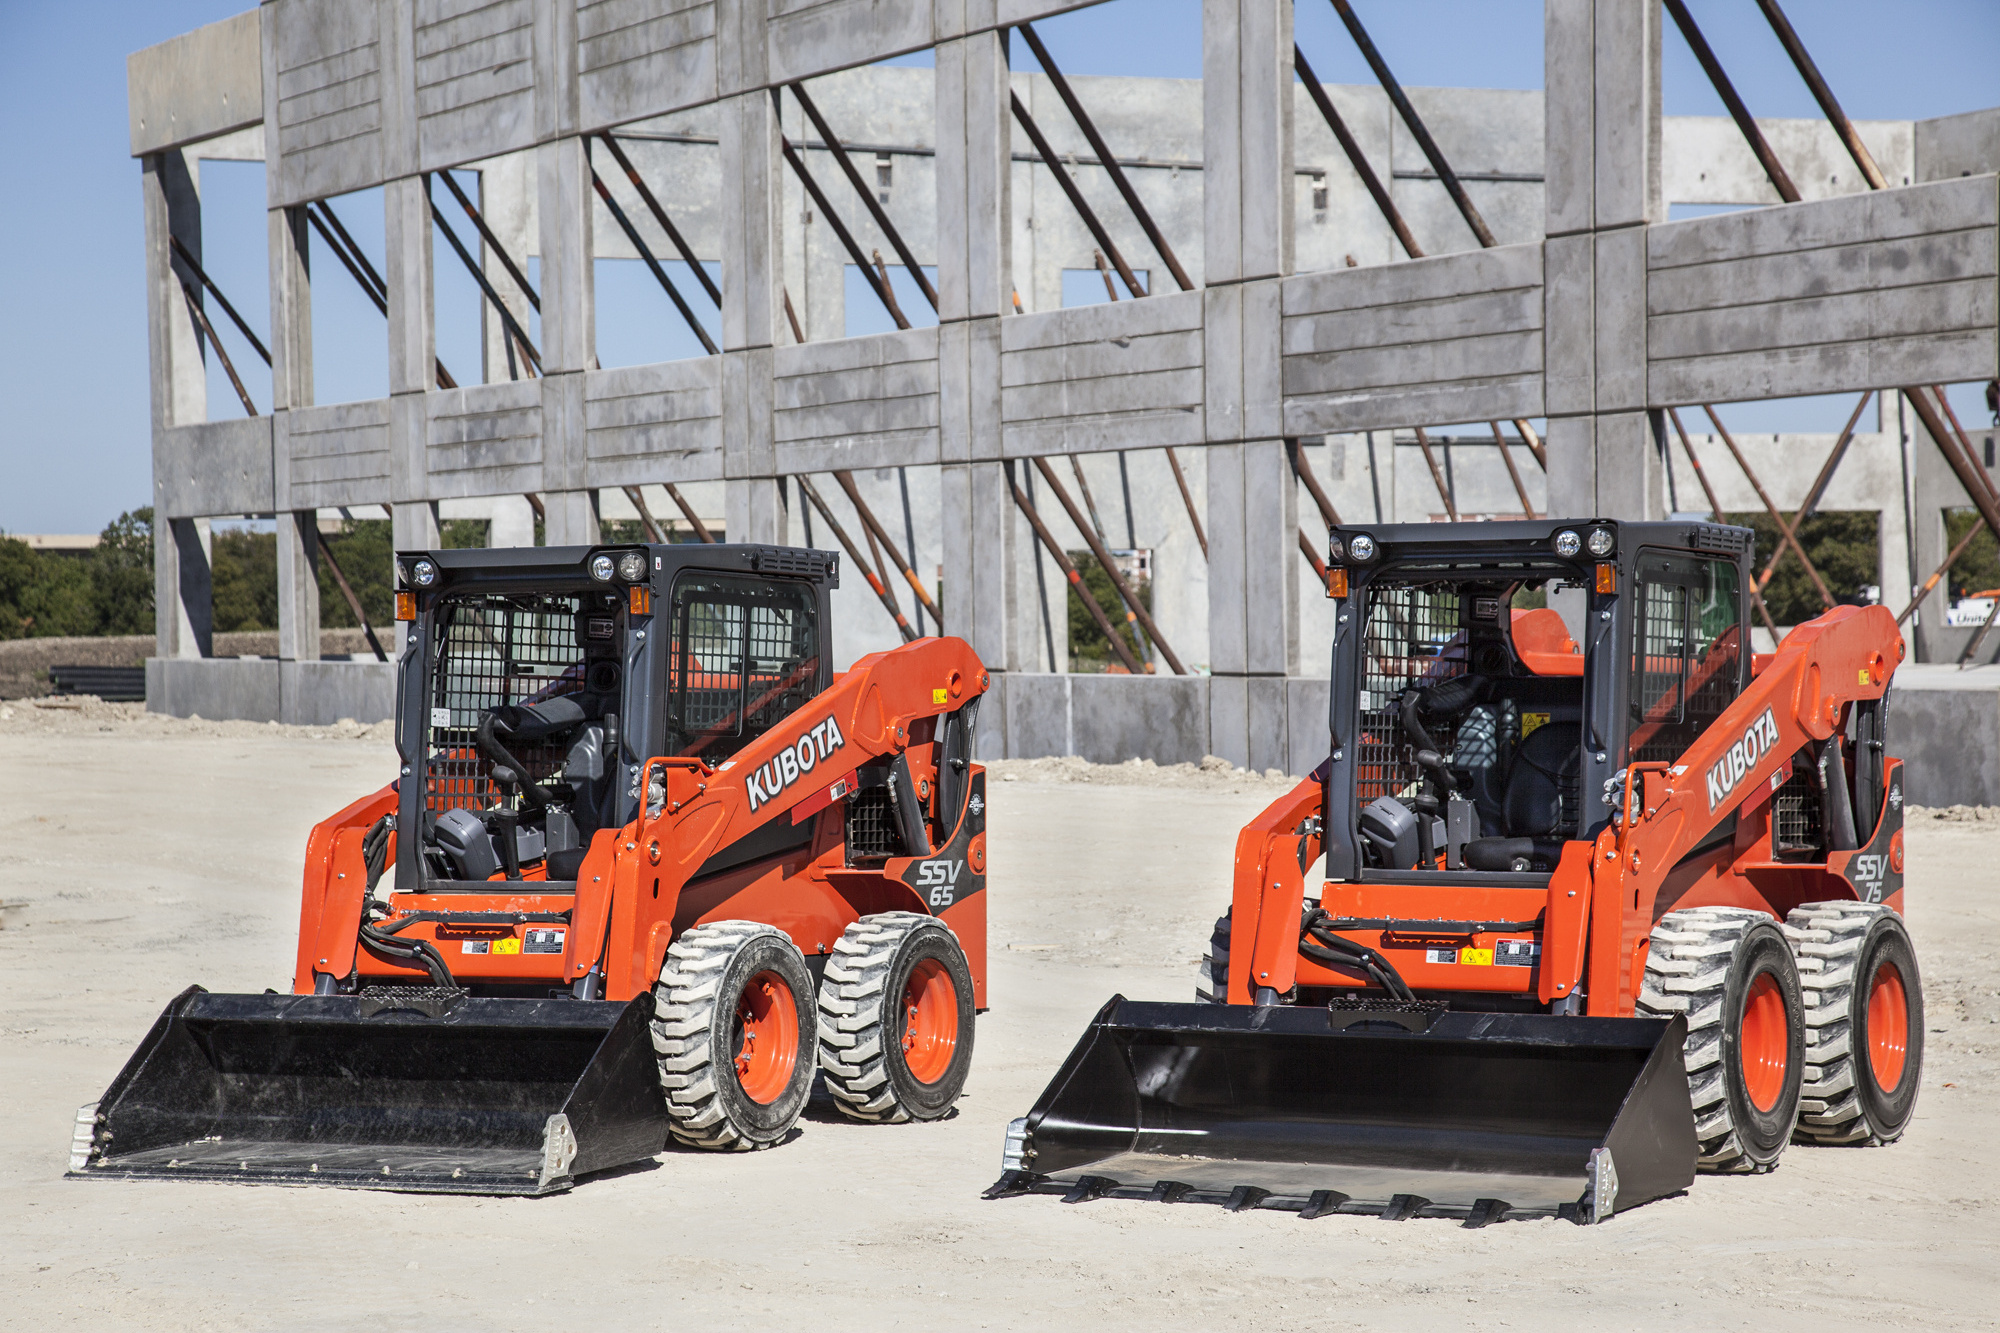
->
[[1196, 911, 1231, 1004], [1787, 902, 1925, 1146], [1639, 907, 1805, 1173], [651, 921, 818, 1151], [818, 912, 976, 1123]]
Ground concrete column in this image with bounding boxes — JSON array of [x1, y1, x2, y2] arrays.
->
[[143, 151, 206, 431], [384, 176, 436, 395], [544, 489, 601, 546], [935, 30, 1011, 324], [155, 518, 213, 660], [489, 494, 536, 546], [1203, 0, 1296, 768], [1544, 0, 1663, 521], [475, 155, 537, 383], [718, 78, 783, 545], [277, 512, 322, 662], [537, 137, 594, 374]]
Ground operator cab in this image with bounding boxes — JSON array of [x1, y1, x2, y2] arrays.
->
[[391, 543, 837, 893], [1321, 519, 1753, 882]]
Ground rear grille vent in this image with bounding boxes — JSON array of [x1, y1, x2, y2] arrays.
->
[[1688, 524, 1750, 555], [845, 788, 900, 862], [1773, 768, 1823, 858]]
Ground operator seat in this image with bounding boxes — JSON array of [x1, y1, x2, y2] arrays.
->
[[1461, 721, 1581, 872]]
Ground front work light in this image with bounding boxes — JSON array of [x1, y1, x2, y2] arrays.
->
[[1553, 529, 1582, 558], [589, 554, 616, 582], [617, 551, 647, 583]]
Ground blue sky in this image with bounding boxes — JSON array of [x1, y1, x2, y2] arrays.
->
[[1, 0, 1995, 534]]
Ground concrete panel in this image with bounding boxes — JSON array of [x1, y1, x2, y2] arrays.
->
[[1544, 231, 1594, 416], [1244, 674, 1289, 774], [426, 379, 545, 498], [1893, 679, 2000, 807], [155, 418, 275, 519], [128, 9, 264, 156], [1595, 225, 1647, 412], [577, 0, 717, 130], [1544, 0, 1593, 237], [1068, 674, 1210, 766], [773, 327, 941, 471], [583, 358, 724, 483], [1647, 176, 1997, 270], [1652, 332, 2000, 415], [414, 0, 537, 170], [281, 659, 397, 724], [766, 1, 934, 89], [1285, 677, 1331, 778], [1666, 115, 1915, 206], [1001, 292, 1206, 456], [1648, 227, 1996, 314], [286, 400, 393, 509], [269, 0, 386, 205], [1916, 108, 2000, 185], [147, 656, 282, 722], [1000, 672, 1068, 759]]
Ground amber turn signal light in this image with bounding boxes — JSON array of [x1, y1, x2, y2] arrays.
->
[[630, 585, 651, 614], [1326, 567, 1349, 598], [1595, 562, 1617, 594], [395, 591, 416, 621]]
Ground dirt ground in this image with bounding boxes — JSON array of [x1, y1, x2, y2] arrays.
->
[[1, 700, 1995, 1331]]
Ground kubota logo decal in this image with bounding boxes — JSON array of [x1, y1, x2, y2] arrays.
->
[[1706, 709, 1781, 811], [746, 716, 847, 812]]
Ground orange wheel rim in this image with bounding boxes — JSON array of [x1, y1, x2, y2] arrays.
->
[[1867, 961, 1910, 1091], [900, 958, 959, 1085], [1739, 971, 1789, 1113], [732, 969, 799, 1104]]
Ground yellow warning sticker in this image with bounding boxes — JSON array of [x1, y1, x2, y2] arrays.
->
[[1458, 947, 1494, 966], [492, 937, 522, 955], [933, 687, 949, 705], [1521, 712, 1550, 738], [1859, 668, 1871, 686]]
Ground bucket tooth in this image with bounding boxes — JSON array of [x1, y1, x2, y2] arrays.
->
[[1224, 1185, 1271, 1212], [1299, 1189, 1350, 1220], [1149, 1180, 1194, 1203], [1062, 1174, 1117, 1204], [1380, 1194, 1430, 1221], [1463, 1198, 1512, 1228], [983, 1169, 1041, 1200]]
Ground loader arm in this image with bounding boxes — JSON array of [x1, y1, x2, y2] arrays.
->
[[594, 636, 990, 996], [1588, 603, 1903, 1016]]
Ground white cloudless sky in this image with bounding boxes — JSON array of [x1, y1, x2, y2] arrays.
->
[[0, 0, 1995, 534]]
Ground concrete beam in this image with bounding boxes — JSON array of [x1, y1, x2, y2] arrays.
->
[[128, 9, 263, 157]]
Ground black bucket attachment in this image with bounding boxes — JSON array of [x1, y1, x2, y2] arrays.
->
[[68, 987, 667, 1195], [987, 998, 1695, 1223]]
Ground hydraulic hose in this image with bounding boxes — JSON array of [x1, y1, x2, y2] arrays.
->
[[355, 814, 458, 990], [1299, 908, 1418, 1002]]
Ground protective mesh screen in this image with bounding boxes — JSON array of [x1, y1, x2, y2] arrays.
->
[[426, 593, 585, 813], [1630, 582, 1690, 763], [668, 574, 819, 766], [1773, 767, 1824, 855], [1629, 555, 1743, 765], [1357, 583, 1467, 807]]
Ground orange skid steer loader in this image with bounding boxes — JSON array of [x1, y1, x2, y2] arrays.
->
[[995, 519, 1920, 1224], [71, 543, 990, 1193]]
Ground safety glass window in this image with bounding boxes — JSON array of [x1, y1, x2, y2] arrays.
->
[[667, 574, 820, 765], [427, 593, 585, 812], [1629, 553, 1744, 763]]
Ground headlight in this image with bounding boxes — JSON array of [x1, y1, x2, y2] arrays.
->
[[616, 551, 647, 583], [589, 554, 615, 582], [1553, 529, 1582, 558], [1348, 533, 1377, 562], [411, 559, 437, 587], [1586, 526, 1616, 557]]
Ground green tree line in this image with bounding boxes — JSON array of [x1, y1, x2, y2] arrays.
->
[[0, 509, 155, 638]]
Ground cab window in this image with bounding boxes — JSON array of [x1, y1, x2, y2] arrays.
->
[[1628, 553, 1743, 763]]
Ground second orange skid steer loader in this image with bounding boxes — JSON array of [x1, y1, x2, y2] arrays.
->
[[994, 519, 1922, 1224], [71, 542, 991, 1194]]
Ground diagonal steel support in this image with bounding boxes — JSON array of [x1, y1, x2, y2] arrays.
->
[[1328, 0, 1495, 248], [1752, 0, 1887, 190], [798, 476, 915, 642], [1294, 43, 1421, 261], [1663, 0, 1801, 203], [789, 82, 938, 312], [435, 169, 539, 311], [1005, 462, 1144, 675], [169, 235, 272, 366], [307, 200, 457, 389], [832, 471, 943, 628], [661, 483, 715, 543], [1165, 446, 1207, 560], [1033, 457, 1183, 674], [180, 283, 257, 416], [580, 146, 717, 356], [1016, 22, 1192, 292], [1009, 89, 1145, 299], [1413, 428, 1458, 520], [1755, 391, 1872, 595], [779, 133, 906, 329], [1698, 405, 1835, 609], [597, 133, 722, 307], [426, 174, 542, 376]]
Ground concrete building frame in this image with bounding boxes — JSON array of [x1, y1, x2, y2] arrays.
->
[[130, 1, 1998, 783]]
